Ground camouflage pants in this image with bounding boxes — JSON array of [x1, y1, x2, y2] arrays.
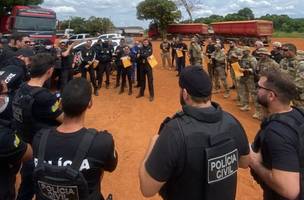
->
[[239, 75, 260, 110], [230, 66, 241, 101], [214, 67, 229, 92]]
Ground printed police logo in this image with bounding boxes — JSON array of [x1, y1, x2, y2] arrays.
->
[[207, 149, 238, 184], [38, 181, 79, 200]]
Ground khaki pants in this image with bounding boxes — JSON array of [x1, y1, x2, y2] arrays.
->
[[161, 52, 171, 68]]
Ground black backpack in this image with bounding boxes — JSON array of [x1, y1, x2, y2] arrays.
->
[[34, 129, 98, 200], [12, 84, 45, 143], [260, 107, 304, 200]]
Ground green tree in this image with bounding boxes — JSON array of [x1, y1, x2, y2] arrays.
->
[[137, 0, 181, 36], [237, 7, 254, 20], [0, 0, 43, 15], [59, 16, 114, 35]]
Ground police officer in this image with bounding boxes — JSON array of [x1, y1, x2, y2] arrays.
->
[[252, 40, 264, 62], [131, 41, 140, 86], [271, 42, 283, 64], [279, 43, 298, 79], [205, 37, 216, 84], [13, 53, 63, 200], [293, 51, 304, 109], [189, 37, 202, 66], [160, 38, 171, 69], [227, 41, 242, 89], [59, 41, 75, 91], [239, 46, 260, 118], [139, 66, 250, 200], [32, 78, 118, 200], [95, 40, 113, 89], [80, 40, 98, 96], [170, 37, 177, 68], [136, 38, 154, 102], [250, 68, 301, 200], [175, 37, 188, 76], [256, 48, 280, 73], [114, 38, 126, 88], [213, 44, 230, 98], [119, 46, 135, 95]]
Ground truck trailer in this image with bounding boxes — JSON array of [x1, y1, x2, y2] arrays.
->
[[210, 20, 273, 46], [148, 23, 209, 39]]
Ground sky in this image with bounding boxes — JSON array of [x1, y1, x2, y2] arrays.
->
[[42, 0, 304, 28]]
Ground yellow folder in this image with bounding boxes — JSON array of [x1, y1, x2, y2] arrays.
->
[[176, 50, 184, 58], [231, 62, 244, 78], [121, 56, 132, 68], [148, 55, 158, 68], [92, 60, 99, 69]]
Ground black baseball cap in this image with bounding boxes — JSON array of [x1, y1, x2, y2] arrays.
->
[[179, 66, 212, 97], [0, 65, 24, 91]]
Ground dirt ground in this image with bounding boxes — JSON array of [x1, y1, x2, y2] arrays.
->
[[17, 38, 304, 200]]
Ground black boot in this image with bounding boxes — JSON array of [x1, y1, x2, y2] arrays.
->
[[94, 88, 99, 96]]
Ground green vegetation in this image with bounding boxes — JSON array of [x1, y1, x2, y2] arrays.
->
[[273, 32, 304, 38], [59, 17, 115, 35], [136, 0, 181, 36]]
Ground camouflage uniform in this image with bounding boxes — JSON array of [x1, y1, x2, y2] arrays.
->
[[213, 47, 230, 98], [293, 51, 304, 109], [239, 53, 260, 115], [227, 46, 242, 101], [279, 57, 298, 79], [257, 56, 280, 73], [189, 42, 202, 66]]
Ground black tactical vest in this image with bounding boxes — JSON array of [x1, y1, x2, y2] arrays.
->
[[159, 109, 241, 200]]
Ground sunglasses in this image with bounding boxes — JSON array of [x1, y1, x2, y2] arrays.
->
[[282, 48, 289, 51], [24, 41, 31, 44], [257, 84, 277, 96]]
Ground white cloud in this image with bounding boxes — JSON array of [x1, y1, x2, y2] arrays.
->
[[40, 0, 304, 28], [51, 6, 76, 13]]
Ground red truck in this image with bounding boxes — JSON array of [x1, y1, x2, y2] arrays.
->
[[211, 20, 273, 46], [148, 23, 209, 39], [0, 5, 57, 44]]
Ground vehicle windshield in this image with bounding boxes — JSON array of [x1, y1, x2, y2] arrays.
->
[[14, 16, 56, 31]]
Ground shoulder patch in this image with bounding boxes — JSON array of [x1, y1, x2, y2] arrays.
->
[[14, 134, 21, 148], [51, 100, 60, 113]]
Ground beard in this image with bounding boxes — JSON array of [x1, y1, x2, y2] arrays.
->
[[257, 93, 269, 108]]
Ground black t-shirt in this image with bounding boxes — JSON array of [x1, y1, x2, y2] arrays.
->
[[32, 128, 118, 199], [0, 126, 27, 199], [14, 83, 62, 143], [176, 43, 188, 58], [61, 49, 73, 70], [255, 109, 302, 200], [146, 103, 249, 200]]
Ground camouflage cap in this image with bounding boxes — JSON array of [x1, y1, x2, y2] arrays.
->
[[257, 48, 271, 55], [272, 42, 282, 48], [296, 50, 304, 61], [242, 46, 251, 52]]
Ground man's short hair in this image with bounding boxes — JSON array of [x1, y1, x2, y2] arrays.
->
[[15, 34, 29, 42], [282, 43, 297, 54], [61, 78, 92, 117], [260, 67, 297, 104], [29, 53, 55, 78]]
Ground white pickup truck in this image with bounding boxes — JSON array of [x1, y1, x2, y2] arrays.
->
[[61, 33, 94, 44]]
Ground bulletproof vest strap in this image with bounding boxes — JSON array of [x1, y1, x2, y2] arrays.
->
[[37, 129, 52, 165], [71, 129, 96, 171]]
